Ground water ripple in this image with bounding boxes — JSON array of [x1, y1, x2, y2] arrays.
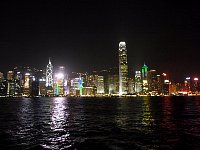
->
[[0, 97, 200, 149]]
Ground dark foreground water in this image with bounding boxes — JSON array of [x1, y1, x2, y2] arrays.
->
[[0, 96, 200, 150]]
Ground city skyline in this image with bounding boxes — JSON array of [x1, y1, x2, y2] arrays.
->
[[0, 56, 200, 97], [0, 1, 200, 82]]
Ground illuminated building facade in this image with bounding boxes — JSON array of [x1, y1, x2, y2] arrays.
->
[[162, 73, 170, 95], [46, 58, 54, 96], [0, 72, 3, 81], [82, 87, 96, 96], [128, 78, 134, 94], [23, 73, 31, 96], [163, 79, 170, 95], [7, 71, 14, 80], [79, 76, 83, 96], [147, 70, 157, 93], [183, 77, 191, 93], [97, 76, 104, 94], [70, 77, 80, 96], [135, 71, 142, 93], [39, 77, 46, 96], [141, 64, 148, 94], [14, 71, 23, 96], [0, 73, 7, 96], [118, 41, 128, 95], [108, 75, 119, 95], [85, 74, 104, 95], [6, 71, 15, 97], [30, 75, 39, 97], [98, 70, 109, 94], [192, 77, 200, 94], [86, 75, 95, 87], [54, 66, 67, 96]]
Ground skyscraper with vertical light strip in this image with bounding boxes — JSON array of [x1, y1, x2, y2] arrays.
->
[[46, 58, 54, 96], [118, 41, 128, 95], [46, 58, 53, 87]]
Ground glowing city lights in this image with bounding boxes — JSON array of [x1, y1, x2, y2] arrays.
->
[[1, 42, 200, 98], [119, 41, 128, 95], [162, 73, 167, 76], [55, 73, 64, 79]]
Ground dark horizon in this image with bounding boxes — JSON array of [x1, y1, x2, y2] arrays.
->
[[0, 1, 200, 82]]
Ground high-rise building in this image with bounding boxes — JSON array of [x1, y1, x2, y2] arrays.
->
[[23, 73, 31, 96], [46, 58, 54, 96], [39, 77, 46, 96], [54, 66, 66, 96], [7, 71, 14, 80], [0, 72, 6, 96], [0, 72, 4, 82], [6, 71, 15, 97], [191, 77, 200, 94], [135, 71, 142, 93], [163, 79, 170, 95], [147, 70, 157, 94], [99, 70, 109, 94], [14, 71, 23, 96], [30, 76, 39, 97], [118, 41, 128, 95], [128, 77, 134, 94], [141, 63, 148, 94], [95, 75, 104, 94], [0, 80, 7, 97], [70, 77, 81, 96], [108, 75, 119, 95], [183, 77, 191, 94]]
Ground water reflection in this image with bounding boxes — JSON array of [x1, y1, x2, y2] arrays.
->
[[183, 97, 200, 140], [1, 97, 200, 149], [13, 98, 35, 148], [50, 97, 67, 131], [114, 99, 130, 129], [42, 97, 71, 150], [162, 96, 176, 129], [141, 96, 155, 128]]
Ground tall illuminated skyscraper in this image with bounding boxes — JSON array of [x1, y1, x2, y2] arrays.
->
[[54, 66, 65, 96], [46, 58, 53, 87], [135, 71, 142, 93], [46, 58, 53, 96], [118, 41, 128, 95], [141, 63, 148, 94]]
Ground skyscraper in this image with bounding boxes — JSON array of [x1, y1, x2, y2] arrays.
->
[[23, 73, 31, 96], [141, 63, 148, 94], [46, 58, 54, 96], [7, 71, 14, 80], [119, 41, 128, 95], [135, 71, 142, 93], [54, 66, 66, 96]]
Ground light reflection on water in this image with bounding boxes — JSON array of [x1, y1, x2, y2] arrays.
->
[[142, 96, 154, 128], [42, 97, 71, 150], [0, 97, 200, 150]]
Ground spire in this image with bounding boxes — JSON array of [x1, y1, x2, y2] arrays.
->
[[49, 57, 51, 64], [143, 62, 147, 67]]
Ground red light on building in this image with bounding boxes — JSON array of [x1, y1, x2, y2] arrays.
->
[[162, 73, 167, 76]]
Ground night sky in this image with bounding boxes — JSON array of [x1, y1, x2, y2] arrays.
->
[[0, 1, 200, 81]]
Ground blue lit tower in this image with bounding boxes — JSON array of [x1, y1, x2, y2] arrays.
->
[[119, 41, 128, 95], [79, 75, 83, 96], [46, 58, 53, 96]]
